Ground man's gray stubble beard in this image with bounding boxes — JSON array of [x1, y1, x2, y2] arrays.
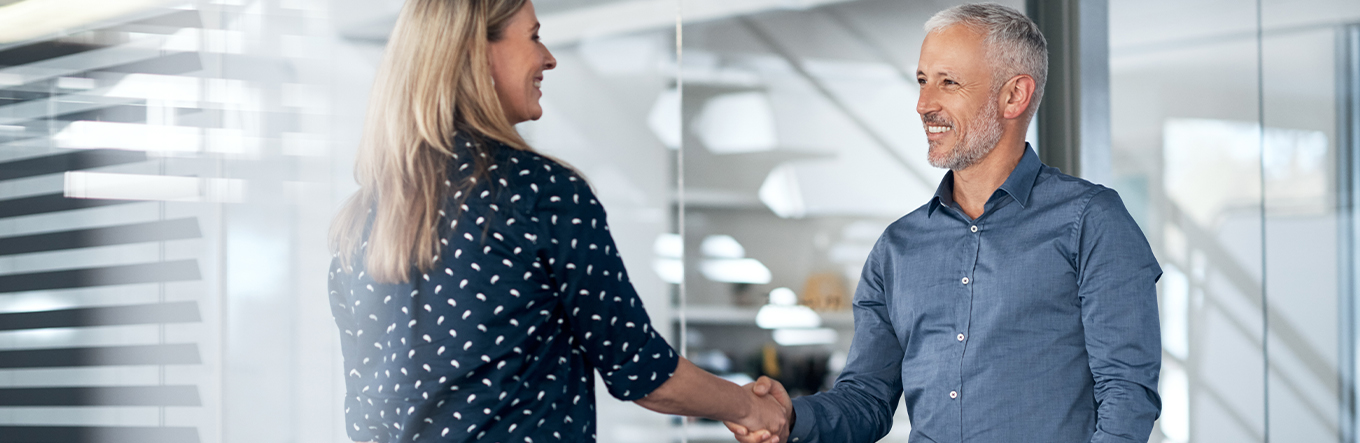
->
[[927, 95, 1003, 171]]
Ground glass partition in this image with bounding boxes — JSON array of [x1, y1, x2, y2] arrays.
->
[[1260, 1, 1360, 441], [1110, 0, 1360, 441], [4, 0, 1360, 442]]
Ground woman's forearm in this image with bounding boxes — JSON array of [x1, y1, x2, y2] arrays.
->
[[634, 357, 752, 422]]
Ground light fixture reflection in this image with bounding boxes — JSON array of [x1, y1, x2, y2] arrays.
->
[[65, 171, 244, 202], [700, 258, 771, 284], [759, 164, 806, 219], [651, 259, 683, 285], [700, 235, 745, 259], [756, 287, 819, 329], [773, 328, 837, 346]]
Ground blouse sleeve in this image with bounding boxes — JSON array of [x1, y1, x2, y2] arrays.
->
[[327, 257, 380, 442], [531, 169, 679, 401]]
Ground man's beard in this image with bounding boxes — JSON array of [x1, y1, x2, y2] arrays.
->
[[925, 96, 1003, 171]]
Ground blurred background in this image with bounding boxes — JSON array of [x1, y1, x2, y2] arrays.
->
[[0, 0, 1357, 442]]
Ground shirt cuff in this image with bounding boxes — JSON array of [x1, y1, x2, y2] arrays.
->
[[788, 396, 817, 442], [602, 333, 679, 401], [1090, 430, 1143, 443]]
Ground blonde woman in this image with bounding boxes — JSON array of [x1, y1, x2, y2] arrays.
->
[[327, 1, 787, 442]]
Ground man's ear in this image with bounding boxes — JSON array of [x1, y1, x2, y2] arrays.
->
[[1001, 74, 1036, 120]]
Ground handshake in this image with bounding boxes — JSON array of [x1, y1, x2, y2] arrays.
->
[[724, 376, 795, 443]]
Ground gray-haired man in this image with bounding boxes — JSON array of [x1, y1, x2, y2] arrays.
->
[[727, 3, 1162, 443]]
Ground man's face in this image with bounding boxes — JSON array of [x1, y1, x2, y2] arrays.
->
[[916, 24, 1004, 171]]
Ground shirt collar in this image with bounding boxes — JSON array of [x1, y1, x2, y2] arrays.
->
[[928, 143, 1042, 217]]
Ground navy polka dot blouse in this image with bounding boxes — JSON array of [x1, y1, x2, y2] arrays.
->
[[328, 135, 679, 443]]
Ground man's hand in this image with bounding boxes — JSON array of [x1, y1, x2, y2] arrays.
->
[[723, 376, 793, 443]]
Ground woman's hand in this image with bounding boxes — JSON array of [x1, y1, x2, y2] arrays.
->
[[636, 358, 790, 441]]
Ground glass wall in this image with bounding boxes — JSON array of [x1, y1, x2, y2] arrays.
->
[[2, 0, 1360, 442], [1109, 0, 1360, 441]]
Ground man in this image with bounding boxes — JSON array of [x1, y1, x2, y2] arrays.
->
[[727, 4, 1162, 443]]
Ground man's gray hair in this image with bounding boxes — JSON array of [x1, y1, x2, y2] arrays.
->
[[925, 3, 1048, 116]]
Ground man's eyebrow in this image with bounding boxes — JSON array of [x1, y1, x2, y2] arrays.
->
[[916, 69, 958, 78]]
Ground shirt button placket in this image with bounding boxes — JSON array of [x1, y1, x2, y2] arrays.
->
[[958, 220, 981, 435]]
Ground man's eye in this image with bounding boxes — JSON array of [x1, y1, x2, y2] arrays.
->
[[943, 80, 957, 85]]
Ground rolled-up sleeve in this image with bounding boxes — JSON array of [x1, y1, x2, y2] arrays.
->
[[1076, 189, 1163, 443], [790, 239, 903, 443], [533, 171, 679, 401]]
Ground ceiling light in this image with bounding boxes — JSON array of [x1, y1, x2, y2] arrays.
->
[[700, 235, 745, 259], [773, 328, 837, 346], [0, 0, 182, 44]]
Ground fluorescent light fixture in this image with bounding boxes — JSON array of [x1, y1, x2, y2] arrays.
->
[[767, 287, 797, 306], [653, 233, 682, 258], [693, 92, 778, 154], [701, 235, 745, 259], [56, 77, 95, 90], [759, 164, 806, 218], [646, 89, 681, 150], [106, 74, 201, 102], [651, 258, 683, 285], [64, 171, 244, 202], [773, 328, 838, 346], [51, 121, 252, 154], [700, 258, 771, 284], [53, 121, 200, 152], [756, 304, 820, 329], [0, 0, 183, 44]]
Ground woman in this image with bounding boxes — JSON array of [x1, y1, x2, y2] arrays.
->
[[327, 1, 787, 442]]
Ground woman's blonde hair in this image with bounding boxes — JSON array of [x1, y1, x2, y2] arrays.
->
[[330, 0, 530, 283]]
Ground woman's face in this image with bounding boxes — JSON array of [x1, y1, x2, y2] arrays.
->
[[488, 0, 556, 124]]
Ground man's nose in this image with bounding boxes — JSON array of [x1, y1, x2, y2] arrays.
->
[[916, 87, 938, 117]]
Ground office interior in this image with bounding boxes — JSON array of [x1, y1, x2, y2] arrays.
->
[[0, 0, 1357, 442]]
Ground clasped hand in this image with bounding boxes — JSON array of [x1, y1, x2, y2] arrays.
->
[[724, 376, 792, 443]]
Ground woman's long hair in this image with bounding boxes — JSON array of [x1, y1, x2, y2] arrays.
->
[[330, 0, 530, 283]]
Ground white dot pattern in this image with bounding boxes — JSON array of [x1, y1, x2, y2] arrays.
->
[[329, 136, 679, 443]]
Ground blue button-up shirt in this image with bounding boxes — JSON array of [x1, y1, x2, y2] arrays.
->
[[790, 146, 1162, 443]]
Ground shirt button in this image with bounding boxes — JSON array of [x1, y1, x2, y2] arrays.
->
[[961, 277, 970, 285], [970, 225, 978, 233], [949, 390, 958, 399], [957, 333, 965, 341]]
